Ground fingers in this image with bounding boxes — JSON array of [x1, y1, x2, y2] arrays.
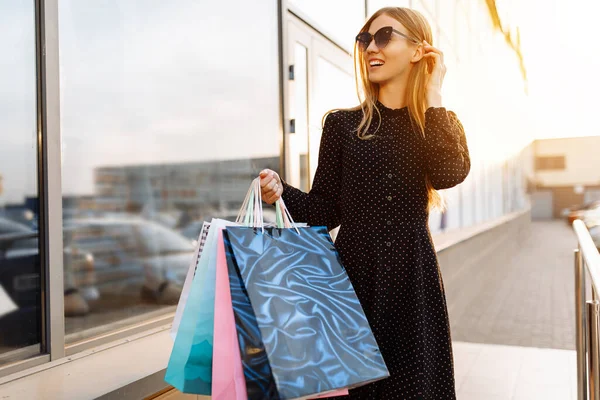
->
[[422, 50, 446, 81], [265, 190, 281, 205], [259, 169, 272, 186], [260, 169, 281, 186], [423, 40, 443, 63], [422, 52, 441, 62], [259, 169, 282, 204], [263, 185, 282, 205]]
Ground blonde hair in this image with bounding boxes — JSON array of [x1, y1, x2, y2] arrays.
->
[[324, 7, 444, 210]]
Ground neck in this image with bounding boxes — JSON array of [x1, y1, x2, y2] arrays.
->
[[377, 72, 410, 109]]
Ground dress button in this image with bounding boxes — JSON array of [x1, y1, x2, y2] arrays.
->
[[386, 241, 392, 247], [388, 173, 393, 178], [387, 196, 392, 201], [387, 220, 392, 225], [386, 266, 391, 271]]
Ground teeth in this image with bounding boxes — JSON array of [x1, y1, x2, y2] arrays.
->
[[370, 61, 384, 66]]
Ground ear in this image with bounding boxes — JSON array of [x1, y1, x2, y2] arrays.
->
[[410, 43, 424, 64]]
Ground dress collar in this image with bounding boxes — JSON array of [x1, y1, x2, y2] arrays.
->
[[375, 100, 409, 117]]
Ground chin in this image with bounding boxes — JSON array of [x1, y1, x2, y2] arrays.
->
[[367, 74, 389, 84], [366, 69, 394, 85]]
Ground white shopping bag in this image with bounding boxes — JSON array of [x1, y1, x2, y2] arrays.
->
[[170, 221, 210, 341]]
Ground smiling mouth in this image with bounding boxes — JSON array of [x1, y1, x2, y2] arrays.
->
[[369, 60, 385, 69]]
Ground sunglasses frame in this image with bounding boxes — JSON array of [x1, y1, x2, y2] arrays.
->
[[355, 26, 420, 52]]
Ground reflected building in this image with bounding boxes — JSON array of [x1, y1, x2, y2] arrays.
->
[[530, 136, 600, 219], [93, 157, 280, 219]]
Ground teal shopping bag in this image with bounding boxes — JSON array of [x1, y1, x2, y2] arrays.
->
[[164, 218, 236, 394]]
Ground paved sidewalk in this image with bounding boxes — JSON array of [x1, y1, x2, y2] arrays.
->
[[454, 341, 576, 399], [174, 342, 577, 400], [443, 220, 578, 350]]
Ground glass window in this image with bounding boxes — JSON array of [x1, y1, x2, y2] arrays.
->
[[289, 0, 366, 50], [58, 0, 281, 343], [0, 1, 42, 366]]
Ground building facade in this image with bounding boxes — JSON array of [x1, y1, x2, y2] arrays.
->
[[530, 136, 600, 219], [0, 0, 532, 397]]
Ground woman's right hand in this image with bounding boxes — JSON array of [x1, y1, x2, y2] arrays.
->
[[259, 169, 283, 205]]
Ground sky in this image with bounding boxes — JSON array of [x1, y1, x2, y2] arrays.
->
[[518, 0, 600, 139]]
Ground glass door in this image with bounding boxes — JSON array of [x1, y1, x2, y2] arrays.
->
[[286, 15, 355, 191]]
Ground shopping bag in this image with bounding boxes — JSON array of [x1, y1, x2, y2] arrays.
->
[[224, 225, 388, 400], [211, 229, 248, 400], [171, 221, 211, 341], [223, 228, 349, 400], [164, 218, 236, 394], [223, 178, 388, 399]]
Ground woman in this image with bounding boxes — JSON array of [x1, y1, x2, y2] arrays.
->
[[260, 7, 470, 399]]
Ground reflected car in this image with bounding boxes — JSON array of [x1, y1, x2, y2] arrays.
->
[[0, 217, 95, 348], [64, 217, 195, 303], [0, 217, 95, 312]]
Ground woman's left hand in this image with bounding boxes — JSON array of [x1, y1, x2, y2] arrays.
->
[[422, 40, 445, 108]]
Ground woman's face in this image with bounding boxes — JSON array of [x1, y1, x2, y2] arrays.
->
[[361, 14, 422, 85]]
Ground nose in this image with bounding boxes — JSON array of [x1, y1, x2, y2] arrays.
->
[[366, 37, 379, 54]]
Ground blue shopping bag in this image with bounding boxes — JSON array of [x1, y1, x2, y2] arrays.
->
[[224, 223, 389, 400]]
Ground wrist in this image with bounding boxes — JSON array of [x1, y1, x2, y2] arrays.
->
[[426, 89, 442, 109]]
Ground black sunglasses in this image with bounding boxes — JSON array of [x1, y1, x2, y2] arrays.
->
[[355, 26, 419, 52]]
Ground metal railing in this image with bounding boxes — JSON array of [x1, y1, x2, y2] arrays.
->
[[574, 219, 600, 400]]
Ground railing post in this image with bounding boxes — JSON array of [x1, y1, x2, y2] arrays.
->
[[577, 248, 588, 400], [588, 300, 600, 400]]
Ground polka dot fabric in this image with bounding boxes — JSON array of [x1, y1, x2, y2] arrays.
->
[[281, 100, 470, 399]]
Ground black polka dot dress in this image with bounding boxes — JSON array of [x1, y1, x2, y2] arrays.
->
[[280, 101, 470, 399]]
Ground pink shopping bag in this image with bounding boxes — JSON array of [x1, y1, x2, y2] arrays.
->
[[212, 229, 248, 400]]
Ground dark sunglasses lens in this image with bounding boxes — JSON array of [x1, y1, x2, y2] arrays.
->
[[374, 28, 392, 49], [356, 33, 372, 51]]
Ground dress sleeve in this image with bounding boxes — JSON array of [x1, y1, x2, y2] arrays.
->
[[280, 112, 343, 231], [424, 107, 471, 190]]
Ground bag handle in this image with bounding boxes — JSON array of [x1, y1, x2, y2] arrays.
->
[[236, 178, 300, 233]]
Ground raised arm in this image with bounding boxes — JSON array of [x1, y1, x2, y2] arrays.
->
[[423, 107, 470, 190]]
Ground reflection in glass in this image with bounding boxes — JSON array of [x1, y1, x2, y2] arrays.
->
[[0, 2, 41, 365], [58, 0, 281, 342]]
